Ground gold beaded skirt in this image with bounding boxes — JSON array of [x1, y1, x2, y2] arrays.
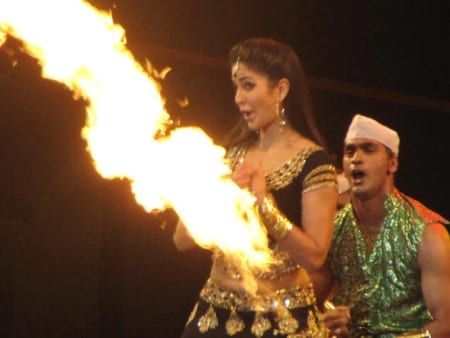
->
[[181, 279, 329, 337]]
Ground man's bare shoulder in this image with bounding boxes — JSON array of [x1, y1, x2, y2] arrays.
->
[[418, 223, 450, 268]]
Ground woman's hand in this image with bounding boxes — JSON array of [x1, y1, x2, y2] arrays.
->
[[231, 162, 255, 190], [231, 161, 266, 202]]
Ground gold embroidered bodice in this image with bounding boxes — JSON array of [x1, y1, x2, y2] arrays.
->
[[217, 144, 337, 281]]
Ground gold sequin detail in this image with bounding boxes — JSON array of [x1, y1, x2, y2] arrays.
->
[[197, 304, 218, 333], [225, 308, 245, 336], [200, 279, 316, 312], [303, 164, 337, 193], [251, 312, 271, 337], [258, 193, 294, 240], [275, 310, 299, 335], [226, 145, 331, 191], [196, 279, 329, 337], [226, 144, 247, 170], [214, 245, 301, 281], [266, 147, 323, 191], [286, 309, 329, 338]]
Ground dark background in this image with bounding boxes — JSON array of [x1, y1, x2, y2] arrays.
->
[[1, 1, 448, 337]]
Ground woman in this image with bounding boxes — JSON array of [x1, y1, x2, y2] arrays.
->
[[174, 38, 338, 337]]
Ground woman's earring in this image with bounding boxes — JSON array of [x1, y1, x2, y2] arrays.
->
[[279, 107, 287, 129]]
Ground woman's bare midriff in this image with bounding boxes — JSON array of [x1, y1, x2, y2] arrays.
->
[[209, 257, 311, 294]]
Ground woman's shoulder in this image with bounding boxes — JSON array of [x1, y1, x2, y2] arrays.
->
[[289, 133, 332, 159], [299, 144, 337, 193], [225, 142, 250, 170], [292, 135, 334, 165], [289, 142, 330, 166]]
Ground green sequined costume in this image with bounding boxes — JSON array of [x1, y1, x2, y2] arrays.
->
[[327, 189, 449, 338]]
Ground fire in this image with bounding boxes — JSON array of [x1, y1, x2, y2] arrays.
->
[[0, 0, 275, 290]]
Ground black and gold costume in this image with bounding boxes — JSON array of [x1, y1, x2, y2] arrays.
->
[[181, 145, 337, 337]]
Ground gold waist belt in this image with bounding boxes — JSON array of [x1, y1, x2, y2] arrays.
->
[[192, 279, 327, 336], [200, 279, 316, 312]]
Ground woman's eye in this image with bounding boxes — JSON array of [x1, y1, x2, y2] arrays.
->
[[243, 82, 255, 90]]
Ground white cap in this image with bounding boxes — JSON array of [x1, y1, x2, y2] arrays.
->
[[337, 174, 350, 194], [345, 114, 400, 155]]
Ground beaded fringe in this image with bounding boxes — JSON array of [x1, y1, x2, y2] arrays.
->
[[191, 303, 327, 337], [186, 280, 329, 337]]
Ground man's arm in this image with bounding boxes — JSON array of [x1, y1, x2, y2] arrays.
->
[[310, 262, 351, 337], [419, 222, 450, 338], [309, 262, 335, 307]]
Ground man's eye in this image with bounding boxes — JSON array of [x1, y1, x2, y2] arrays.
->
[[363, 145, 375, 153], [344, 148, 355, 156]]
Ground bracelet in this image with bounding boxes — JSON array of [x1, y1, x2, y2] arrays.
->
[[258, 193, 293, 240]]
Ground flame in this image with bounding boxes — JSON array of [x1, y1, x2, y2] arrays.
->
[[0, 0, 275, 291], [0, 31, 6, 46]]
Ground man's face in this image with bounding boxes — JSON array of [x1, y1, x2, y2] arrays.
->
[[343, 138, 398, 200]]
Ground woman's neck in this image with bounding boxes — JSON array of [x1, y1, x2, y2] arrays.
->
[[258, 123, 298, 150]]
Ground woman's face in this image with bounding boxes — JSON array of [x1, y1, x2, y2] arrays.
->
[[231, 62, 280, 131]]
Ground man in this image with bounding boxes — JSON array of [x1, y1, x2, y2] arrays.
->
[[323, 114, 450, 337]]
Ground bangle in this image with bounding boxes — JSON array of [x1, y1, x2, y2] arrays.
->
[[258, 193, 293, 240]]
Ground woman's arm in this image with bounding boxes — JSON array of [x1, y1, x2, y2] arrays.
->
[[173, 219, 198, 251], [277, 186, 337, 271], [233, 160, 338, 271]]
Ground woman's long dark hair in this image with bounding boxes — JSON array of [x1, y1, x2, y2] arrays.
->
[[224, 38, 327, 150]]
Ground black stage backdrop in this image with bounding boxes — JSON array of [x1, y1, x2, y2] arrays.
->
[[0, 1, 448, 337]]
